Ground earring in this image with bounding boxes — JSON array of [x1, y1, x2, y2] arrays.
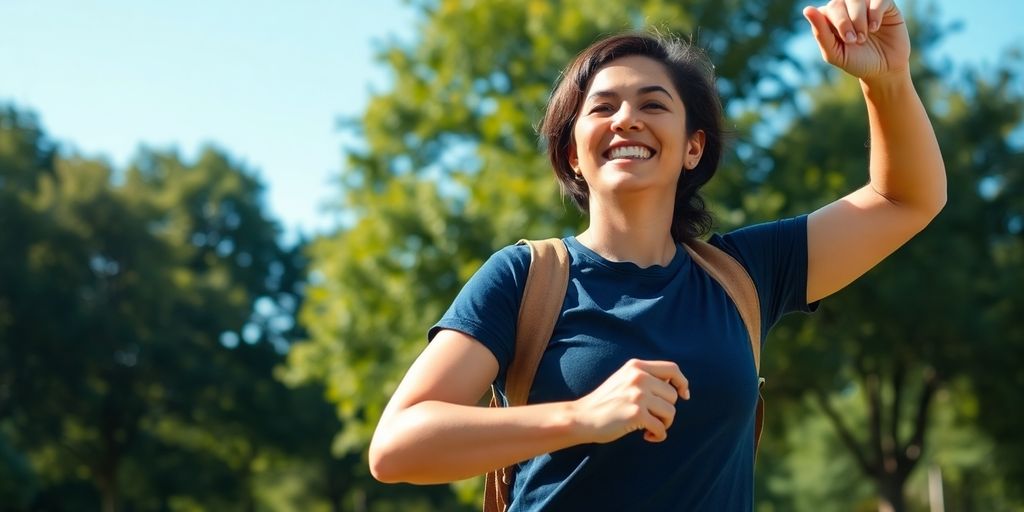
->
[[574, 172, 585, 181]]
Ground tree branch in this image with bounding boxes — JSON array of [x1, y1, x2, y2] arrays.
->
[[897, 367, 940, 479], [812, 386, 876, 477], [60, 439, 89, 466], [857, 353, 888, 473], [889, 359, 906, 459]]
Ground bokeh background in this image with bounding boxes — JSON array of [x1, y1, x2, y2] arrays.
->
[[1, 1, 1022, 511]]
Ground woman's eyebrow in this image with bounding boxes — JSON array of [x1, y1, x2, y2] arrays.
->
[[587, 85, 674, 101], [637, 85, 673, 99]]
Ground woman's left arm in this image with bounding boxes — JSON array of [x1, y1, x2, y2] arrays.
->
[[802, 0, 947, 304]]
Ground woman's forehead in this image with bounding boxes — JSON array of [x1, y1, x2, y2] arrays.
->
[[586, 56, 675, 95]]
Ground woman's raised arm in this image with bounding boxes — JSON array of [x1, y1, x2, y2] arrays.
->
[[802, 0, 947, 303]]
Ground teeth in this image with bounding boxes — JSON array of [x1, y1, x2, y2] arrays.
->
[[607, 146, 652, 160]]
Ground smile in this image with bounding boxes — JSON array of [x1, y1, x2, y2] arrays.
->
[[604, 145, 655, 160]]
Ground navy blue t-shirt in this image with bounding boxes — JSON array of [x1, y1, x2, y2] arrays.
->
[[428, 215, 817, 511]]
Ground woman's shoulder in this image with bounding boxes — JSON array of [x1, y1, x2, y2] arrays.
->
[[706, 214, 815, 320], [486, 241, 533, 274], [710, 215, 808, 257], [464, 241, 535, 299]]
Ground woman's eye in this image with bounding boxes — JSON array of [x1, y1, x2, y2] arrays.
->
[[589, 104, 613, 114], [644, 102, 666, 110]]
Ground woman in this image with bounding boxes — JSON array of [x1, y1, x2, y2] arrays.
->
[[369, 0, 945, 509]]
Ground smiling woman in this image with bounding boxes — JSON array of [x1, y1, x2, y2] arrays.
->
[[368, 0, 946, 509], [570, 57, 693, 238], [543, 36, 723, 254]]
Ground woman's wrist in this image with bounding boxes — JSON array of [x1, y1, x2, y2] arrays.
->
[[860, 69, 915, 102], [558, 399, 592, 445]]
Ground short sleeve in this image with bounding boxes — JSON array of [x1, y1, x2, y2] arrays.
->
[[427, 244, 531, 381], [710, 215, 819, 341]]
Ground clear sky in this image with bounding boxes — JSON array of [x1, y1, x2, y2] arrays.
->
[[1, 1, 1020, 242]]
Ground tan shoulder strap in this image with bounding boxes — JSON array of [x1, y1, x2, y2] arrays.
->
[[505, 239, 570, 405], [485, 238, 569, 512], [682, 239, 766, 455], [682, 239, 762, 371]]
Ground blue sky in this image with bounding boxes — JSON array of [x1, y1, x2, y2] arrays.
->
[[1, 1, 1020, 242]]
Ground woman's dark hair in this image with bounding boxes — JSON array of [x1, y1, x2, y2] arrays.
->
[[539, 32, 723, 243]]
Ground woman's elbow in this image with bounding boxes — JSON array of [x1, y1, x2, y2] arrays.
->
[[368, 433, 405, 483], [922, 188, 947, 225], [929, 168, 949, 217], [927, 177, 948, 216], [908, 183, 947, 228], [369, 408, 438, 484]]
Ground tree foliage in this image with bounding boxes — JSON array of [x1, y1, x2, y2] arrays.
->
[[0, 106, 351, 511]]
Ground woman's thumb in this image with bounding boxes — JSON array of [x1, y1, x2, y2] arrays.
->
[[803, 6, 839, 65]]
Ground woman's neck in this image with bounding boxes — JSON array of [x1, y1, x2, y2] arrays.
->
[[576, 193, 677, 268]]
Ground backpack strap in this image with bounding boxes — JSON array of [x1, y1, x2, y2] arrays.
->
[[484, 238, 569, 512], [682, 240, 762, 369], [505, 239, 571, 405], [682, 239, 766, 454]]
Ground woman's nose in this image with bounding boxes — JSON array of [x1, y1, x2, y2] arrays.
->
[[610, 104, 642, 132]]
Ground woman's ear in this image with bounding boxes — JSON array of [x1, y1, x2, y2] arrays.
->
[[685, 130, 706, 170], [567, 143, 579, 172]]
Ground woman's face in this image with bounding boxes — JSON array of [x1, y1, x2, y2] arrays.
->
[[569, 55, 704, 200]]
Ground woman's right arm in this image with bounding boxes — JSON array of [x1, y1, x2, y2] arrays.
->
[[368, 329, 689, 484]]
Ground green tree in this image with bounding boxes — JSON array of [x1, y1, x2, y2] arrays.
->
[[0, 105, 339, 511], [0, 106, 58, 509]]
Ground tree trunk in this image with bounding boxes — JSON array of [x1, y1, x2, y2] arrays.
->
[[327, 465, 344, 512], [815, 362, 939, 512], [96, 471, 119, 512], [877, 476, 907, 512], [242, 459, 256, 512], [352, 488, 367, 512], [96, 411, 122, 512]]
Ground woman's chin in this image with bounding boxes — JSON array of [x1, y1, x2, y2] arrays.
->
[[592, 168, 678, 193]]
